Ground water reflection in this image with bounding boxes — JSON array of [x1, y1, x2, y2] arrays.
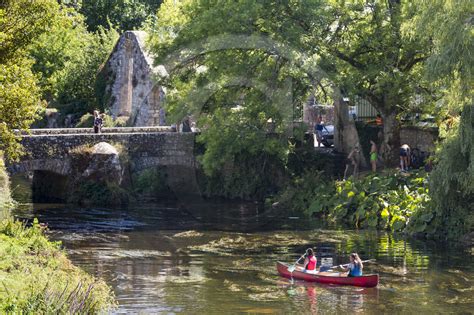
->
[[12, 203, 474, 314]]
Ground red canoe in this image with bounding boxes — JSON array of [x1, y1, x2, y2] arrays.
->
[[277, 261, 379, 288]]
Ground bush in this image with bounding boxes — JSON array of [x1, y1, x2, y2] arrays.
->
[[133, 167, 171, 198], [279, 170, 432, 234], [75, 113, 94, 128], [68, 181, 130, 206], [274, 171, 331, 216], [0, 219, 116, 313]]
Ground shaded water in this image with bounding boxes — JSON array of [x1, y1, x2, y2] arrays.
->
[[12, 202, 474, 314]]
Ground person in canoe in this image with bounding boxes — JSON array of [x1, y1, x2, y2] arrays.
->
[[339, 253, 363, 277], [302, 248, 317, 273]]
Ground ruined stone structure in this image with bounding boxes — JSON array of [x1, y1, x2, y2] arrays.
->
[[101, 31, 166, 126]]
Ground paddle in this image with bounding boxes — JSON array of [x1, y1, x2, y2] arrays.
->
[[332, 259, 376, 270], [287, 254, 306, 273]]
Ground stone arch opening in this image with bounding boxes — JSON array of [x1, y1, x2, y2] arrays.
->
[[31, 170, 69, 203], [10, 170, 70, 203]]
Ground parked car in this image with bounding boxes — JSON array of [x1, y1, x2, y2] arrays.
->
[[321, 125, 334, 147]]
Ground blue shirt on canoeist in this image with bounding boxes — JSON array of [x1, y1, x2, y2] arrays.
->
[[348, 262, 362, 277]]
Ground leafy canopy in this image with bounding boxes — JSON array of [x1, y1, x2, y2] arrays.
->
[[0, 0, 60, 160], [28, 10, 119, 114], [416, 0, 474, 239], [80, 0, 162, 32]]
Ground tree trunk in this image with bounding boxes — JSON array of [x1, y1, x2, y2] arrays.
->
[[333, 91, 367, 168], [380, 111, 401, 166]]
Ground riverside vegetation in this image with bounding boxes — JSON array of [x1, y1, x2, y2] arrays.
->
[[0, 159, 116, 312], [274, 170, 436, 236], [0, 219, 116, 313]]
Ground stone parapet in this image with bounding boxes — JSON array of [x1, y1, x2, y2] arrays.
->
[[22, 126, 174, 135]]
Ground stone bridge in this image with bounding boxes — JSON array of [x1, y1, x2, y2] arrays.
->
[[7, 127, 196, 176], [6, 127, 199, 202]]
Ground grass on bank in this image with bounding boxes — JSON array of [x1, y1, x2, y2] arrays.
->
[[0, 218, 116, 313]]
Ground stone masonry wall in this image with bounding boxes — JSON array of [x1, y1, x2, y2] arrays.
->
[[102, 31, 165, 126], [7, 132, 196, 175], [400, 126, 438, 153]]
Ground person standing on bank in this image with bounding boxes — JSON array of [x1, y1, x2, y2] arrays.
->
[[314, 115, 324, 147], [375, 114, 383, 126], [370, 140, 378, 172], [182, 116, 192, 132], [93, 110, 100, 134], [344, 146, 360, 179], [400, 144, 411, 172]]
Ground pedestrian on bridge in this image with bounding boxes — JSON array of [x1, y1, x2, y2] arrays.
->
[[93, 111, 103, 134], [93, 110, 100, 133]]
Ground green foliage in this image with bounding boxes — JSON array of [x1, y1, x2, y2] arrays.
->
[[325, 1, 429, 111], [80, 0, 162, 32], [428, 106, 474, 239], [149, 1, 325, 196], [285, 171, 432, 233], [75, 113, 118, 128], [68, 180, 130, 206], [414, 0, 473, 97], [0, 0, 118, 159], [28, 11, 119, 115], [76, 113, 94, 128], [133, 167, 171, 197], [0, 59, 45, 161], [0, 0, 59, 63], [413, 0, 474, 239], [276, 171, 332, 216], [0, 0, 57, 160], [0, 218, 116, 312], [149, 0, 432, 164], [195, 104, 289, 199]]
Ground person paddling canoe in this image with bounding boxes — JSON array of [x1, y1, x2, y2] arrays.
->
[[302, 248, 317, 272], [339, 253, 363, 277]]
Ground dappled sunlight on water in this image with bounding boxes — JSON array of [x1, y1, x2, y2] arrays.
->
[[12, 203, 474, 314]]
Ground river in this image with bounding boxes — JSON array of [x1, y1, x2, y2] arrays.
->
[[11, 201, 474, 314]]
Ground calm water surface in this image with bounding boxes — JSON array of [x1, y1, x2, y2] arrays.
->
[[12, 202, 474, 314]]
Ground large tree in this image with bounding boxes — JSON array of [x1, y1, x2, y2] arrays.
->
[[0, 0, 60, 160], [147, 0, 330, 190], [149, 0, 430, 166], [320, 0, 431, 163], [415, 0, 473, 239]]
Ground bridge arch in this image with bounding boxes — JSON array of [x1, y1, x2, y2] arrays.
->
[[7, 159, 71, 176]]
